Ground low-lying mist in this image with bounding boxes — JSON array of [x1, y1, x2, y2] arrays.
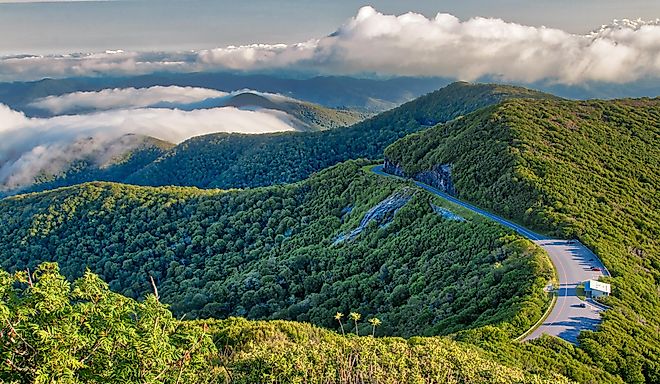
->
[[0, 99, 297, 191]]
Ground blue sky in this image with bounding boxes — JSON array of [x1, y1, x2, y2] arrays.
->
[[0, 0, 658, 55]]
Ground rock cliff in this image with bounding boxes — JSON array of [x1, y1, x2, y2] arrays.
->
[[383, 159, 455, 196]]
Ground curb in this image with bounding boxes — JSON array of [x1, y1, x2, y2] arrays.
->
[[514, 293, 558, 342], [587, 298, 611, 310]]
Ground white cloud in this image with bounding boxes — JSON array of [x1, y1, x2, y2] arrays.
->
[[27, 86, 304, 115], [0, 104, 296, 190], [29, 86, 228, 114], [1, 7, 659, 84]]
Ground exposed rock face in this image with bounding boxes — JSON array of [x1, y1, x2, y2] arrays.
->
[[383, 159, 456, 196], [383, 159, 405, 177], [334, 188, 414, 244], [430, 204, 466, 222], [416, 164, 455, 195]]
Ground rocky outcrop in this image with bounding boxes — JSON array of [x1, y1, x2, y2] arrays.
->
[[383, 159, 456, 196], [416, 164, 455, 196], [383, 159, 406, 178], [334, 188, 414, 244], [431, 204, 466, 222]]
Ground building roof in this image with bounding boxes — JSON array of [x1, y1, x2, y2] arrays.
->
[[585, 279, 611, 293]]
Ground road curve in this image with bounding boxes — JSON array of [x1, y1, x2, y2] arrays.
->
[[370, 165, 608, 344]]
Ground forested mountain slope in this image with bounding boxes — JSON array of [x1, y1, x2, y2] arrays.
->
[[1, 94, 366, 196], [220, 92, 368, 131], [385, 97, 660, 383], [0, 161, 552, 339], [0, 134, 175, 197], [0, 263, 573, 383], [125, 82, 554, 189]]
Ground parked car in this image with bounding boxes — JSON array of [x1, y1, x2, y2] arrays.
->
[[591, 266, 602, 271], [578, 303, 587, 308]]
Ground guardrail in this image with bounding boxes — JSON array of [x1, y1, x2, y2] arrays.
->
[[514, 293, 557, 342]]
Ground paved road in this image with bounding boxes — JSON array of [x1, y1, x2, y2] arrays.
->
[[522, 240, 608, 343], [371, 165, 608, 344]]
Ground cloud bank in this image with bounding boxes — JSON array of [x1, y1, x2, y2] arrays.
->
[[29, 86, 228, 114], [26, 85, 303, 115], [0, 103, 296, 190], [1, 7, 659, 84]]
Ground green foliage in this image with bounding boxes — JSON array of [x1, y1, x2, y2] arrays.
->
[[386, 97, 660, 382], [0, 161, 550, 339], [207, 317, 572, 384], [123, 82, 553, 189], [0, 263, 572, 383], [5, 134, 174, 197], [455, 329, 624, 384], [0, 263, 220, 383]]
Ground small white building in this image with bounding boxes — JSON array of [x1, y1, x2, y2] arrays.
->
[[584, 280, 611, 298]]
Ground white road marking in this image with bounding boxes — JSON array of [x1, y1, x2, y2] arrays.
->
[[371, 165, 609, 344]]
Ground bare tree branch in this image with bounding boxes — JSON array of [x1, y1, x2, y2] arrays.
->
[[25, 268, 33, 288], [149, 275, 159, 302]]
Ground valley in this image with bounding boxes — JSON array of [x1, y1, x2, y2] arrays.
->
[[0, 81, 657, 383], [1, 3, 658, 382]]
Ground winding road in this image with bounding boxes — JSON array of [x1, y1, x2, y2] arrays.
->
[[371, 165, 609, 344]]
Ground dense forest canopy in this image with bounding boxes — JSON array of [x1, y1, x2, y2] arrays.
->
[[385, 97, 660, 383], [0, 263, 575, 384], [0, 82, 657, 383], [6, 82, 554, 196], [0, 161, 552, 339]]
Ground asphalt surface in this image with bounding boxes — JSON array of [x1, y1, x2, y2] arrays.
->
[[523, 240, 608, 343], [371, 165, 609, 344]]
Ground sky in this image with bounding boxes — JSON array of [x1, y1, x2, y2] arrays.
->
[[0, 0, 659, 55], [1, 5, 658, 84], [0, 1, 658, 191]]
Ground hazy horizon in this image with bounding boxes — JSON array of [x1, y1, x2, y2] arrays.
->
[[0, 2, 658, 188], [0, 0, 658, 56]]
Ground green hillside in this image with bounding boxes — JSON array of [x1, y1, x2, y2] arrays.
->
[[385, 97, 660, 383], [0, 263, 573, 383], [2, 134, 174, 197], [125, 82, 554, 189], [0, 88, 644, 383], [0, 161, 552, 339], [222, 92, 368, 131], [2, 94, 365, 196]]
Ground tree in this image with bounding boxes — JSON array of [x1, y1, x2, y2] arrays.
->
[[334, 312, 345, 336], [368, 318, 382, 337], [0, 263, 221, 383], [349, 312, 361, 336]]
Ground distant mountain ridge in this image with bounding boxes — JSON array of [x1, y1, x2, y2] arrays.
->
[[0, 134, 174, 197], [0, 72, 451, 115], [123, 82, 555, 189], [220, 92, 368, 131], [1, 82, 555, 195], [0, 91, 367, 194]]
